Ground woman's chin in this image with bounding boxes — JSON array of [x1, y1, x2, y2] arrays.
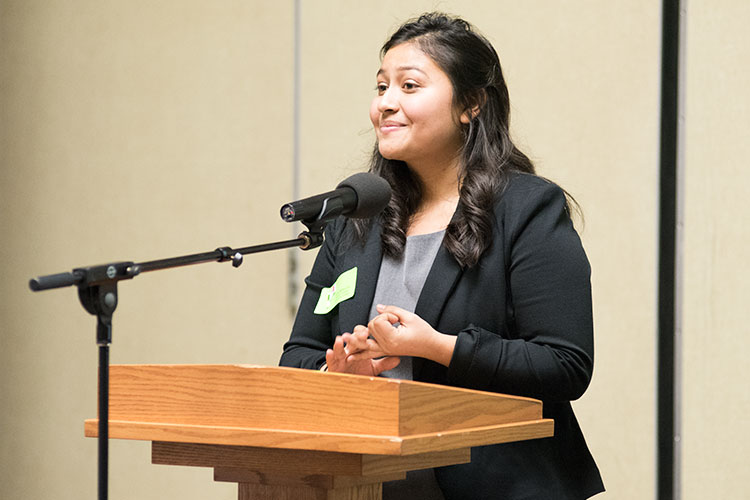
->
[[378, 147, 405, 162]]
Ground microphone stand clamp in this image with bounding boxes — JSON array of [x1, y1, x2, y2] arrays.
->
[[297, 195, 344, 250]]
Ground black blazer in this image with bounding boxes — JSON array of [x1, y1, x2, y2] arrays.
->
[[280, 173, 604, 499]]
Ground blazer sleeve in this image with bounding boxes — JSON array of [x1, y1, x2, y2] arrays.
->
[[278, 220, 343, 370], [446, 179, 595, 402]]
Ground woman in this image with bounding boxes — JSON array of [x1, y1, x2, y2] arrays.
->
[[280, 12, 604, 500]]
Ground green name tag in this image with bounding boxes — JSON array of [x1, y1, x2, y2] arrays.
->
[[314, 267, 357, 314]]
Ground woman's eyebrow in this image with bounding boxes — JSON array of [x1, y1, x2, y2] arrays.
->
[[376, 65, 428, 77]]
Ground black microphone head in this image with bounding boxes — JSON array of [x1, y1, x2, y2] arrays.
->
[[336, 172, 392, 219]]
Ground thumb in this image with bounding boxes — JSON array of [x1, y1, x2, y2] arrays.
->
[[373, 356, 401, 374]]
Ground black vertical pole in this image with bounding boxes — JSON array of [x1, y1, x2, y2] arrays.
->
[[97, 313, 112, 500], [658, 0, 681, 499], [98, 343, 109, 500]]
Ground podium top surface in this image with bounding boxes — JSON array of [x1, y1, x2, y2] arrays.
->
[[85, 364, 552, 455]]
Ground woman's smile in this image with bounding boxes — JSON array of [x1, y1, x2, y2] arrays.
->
[[378, 119, 407, 132]]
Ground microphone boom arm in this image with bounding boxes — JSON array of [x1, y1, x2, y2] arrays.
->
[[27, 222, 331, 500]]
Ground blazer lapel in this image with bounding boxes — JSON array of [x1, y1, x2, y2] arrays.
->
[[415, 205, 465, 327], [337, 222, 383, 332], [412, 243, 464, 378]]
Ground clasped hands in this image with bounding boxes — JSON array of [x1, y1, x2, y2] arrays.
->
[[324, 304, 456, 376]]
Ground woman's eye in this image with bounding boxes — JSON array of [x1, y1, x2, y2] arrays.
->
[[403, 81, 418, 91], [375, 83, 388, 94]]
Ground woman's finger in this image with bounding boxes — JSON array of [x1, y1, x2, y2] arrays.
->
[[368, 315, 397, 340], [376, 304, 410, 320], [346, 339, 385, 360], [332, 335, 347, 356], [345, 331, 369, 353]]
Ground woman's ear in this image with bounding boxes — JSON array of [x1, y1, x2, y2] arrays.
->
[[460, 104, 481, 124], [459, 90, 485, 124]]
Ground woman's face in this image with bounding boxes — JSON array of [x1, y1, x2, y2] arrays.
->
[[370, 42, 467, 169]]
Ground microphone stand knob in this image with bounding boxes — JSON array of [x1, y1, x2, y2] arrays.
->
[[231, 253, 243, 268]]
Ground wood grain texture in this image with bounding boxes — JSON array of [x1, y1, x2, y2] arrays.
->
[[238, 482, 381, 500], [105, 364, 402, 435], [86, 364, 553, 457], [238, 483, 326, 500], [152, 442, 365, 475], [398, 381, 542, 435], [85, 365, 554, 499], [86, 416, 552, 455], [87, 419, 408, 454], [359, 448, 471, 476], [103, 365, 544, 435], [398, 419, 555, 455], [90, 364, 551, 455], [214, 468, 405, 488], [151, 442, 469, 477]]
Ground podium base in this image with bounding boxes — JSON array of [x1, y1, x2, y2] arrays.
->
[[153, 441, 470, 500], [238, 482, 381, 500]]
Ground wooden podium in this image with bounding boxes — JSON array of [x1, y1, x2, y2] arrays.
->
[[85, 364, 553, 499]]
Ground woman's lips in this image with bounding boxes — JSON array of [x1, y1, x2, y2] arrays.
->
[[380, 120, 405, 132]]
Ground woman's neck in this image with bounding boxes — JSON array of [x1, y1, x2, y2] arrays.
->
[[406, 159, 461, 236], [408, 156, 461, 204]]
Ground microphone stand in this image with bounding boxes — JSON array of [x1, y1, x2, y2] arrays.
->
[[28, 219, 329, 500]]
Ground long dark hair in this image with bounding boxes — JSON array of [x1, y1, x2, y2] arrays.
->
[[354, 12, 535, 268]]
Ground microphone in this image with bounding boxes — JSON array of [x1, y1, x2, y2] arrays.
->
[[280, 172, 391, 223]]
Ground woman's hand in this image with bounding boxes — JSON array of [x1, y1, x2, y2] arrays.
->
[[325, 325, 400, 376], [348, 304, 457, 367]]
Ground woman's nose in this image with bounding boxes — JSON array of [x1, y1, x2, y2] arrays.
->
[[378, 87, 398, 113]]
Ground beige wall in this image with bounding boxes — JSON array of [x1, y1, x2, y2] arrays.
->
[[1, 2, 294, 499], [1, 1, 746, 499], [683, 2, 750, 498]]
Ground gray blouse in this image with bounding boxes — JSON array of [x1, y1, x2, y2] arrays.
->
[[369, 229, 446, 380]]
